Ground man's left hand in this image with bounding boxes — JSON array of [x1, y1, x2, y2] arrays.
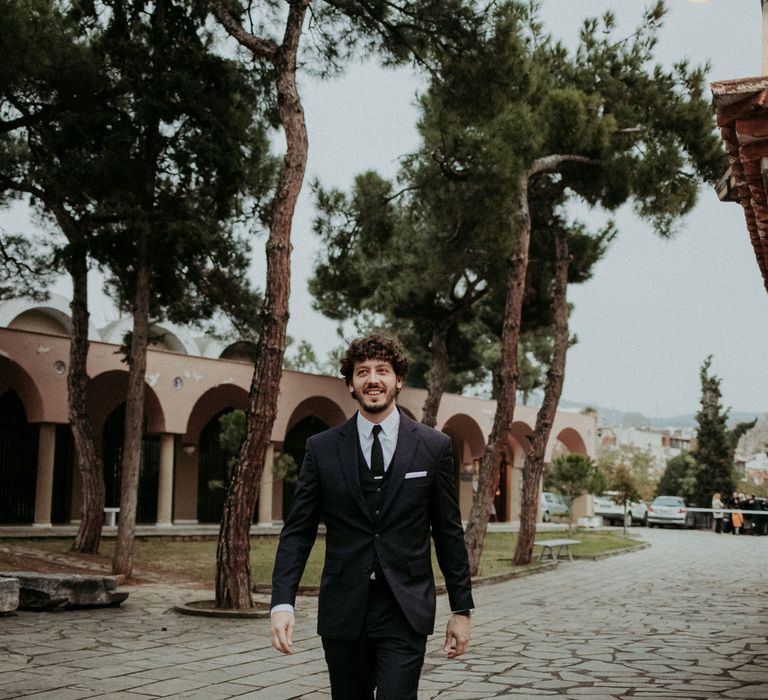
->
[[444, 614, 471, 659]]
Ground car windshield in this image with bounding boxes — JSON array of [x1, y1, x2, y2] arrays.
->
[[653, 497, 683, 506]]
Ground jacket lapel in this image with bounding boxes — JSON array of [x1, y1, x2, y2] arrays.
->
[[379, 409, 420, 517], [336, 415, 371, 521]]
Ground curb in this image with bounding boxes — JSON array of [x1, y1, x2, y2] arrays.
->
[[173, 599, 271, 619], [573, 542, 650, 560]]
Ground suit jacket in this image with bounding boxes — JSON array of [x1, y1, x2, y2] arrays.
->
[[271, 409, 474, 639]]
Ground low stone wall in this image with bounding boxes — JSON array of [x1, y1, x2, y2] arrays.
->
[[0, 577, 20, 613]]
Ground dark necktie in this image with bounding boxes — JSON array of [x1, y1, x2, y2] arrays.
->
[[371, 425, 385, 479]]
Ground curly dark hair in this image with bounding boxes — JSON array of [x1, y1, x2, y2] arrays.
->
[[339, 334, 409, 384]]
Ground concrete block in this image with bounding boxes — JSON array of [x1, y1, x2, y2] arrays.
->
[[0, 576, 20, 613], [4, 572, 128, 610]]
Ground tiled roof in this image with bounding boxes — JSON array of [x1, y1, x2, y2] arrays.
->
[[712, 76, 768, 292]]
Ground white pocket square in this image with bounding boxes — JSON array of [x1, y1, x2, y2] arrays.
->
[[405, 470, 428, 479]]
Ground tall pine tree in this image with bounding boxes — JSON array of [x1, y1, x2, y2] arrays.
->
[[691, 356, 755, 506]]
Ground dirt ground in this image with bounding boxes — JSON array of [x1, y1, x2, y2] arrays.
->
[[0, 543, 202, 586]]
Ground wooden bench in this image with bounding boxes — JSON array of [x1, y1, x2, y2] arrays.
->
[[534, 538, 581, 563]]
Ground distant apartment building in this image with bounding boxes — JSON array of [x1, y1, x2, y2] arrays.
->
[[598, 425, 693, 478], [743, 452, 768, 486]]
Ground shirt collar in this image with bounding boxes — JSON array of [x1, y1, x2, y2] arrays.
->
[[357, 407, 400, 438]]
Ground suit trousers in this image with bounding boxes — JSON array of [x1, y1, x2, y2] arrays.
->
[[321, 576, 427, 700]]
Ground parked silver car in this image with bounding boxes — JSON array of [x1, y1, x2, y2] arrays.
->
[[593, 492, 648, 527], [541, 491, 569, 522], [647, 495, 692, 528]]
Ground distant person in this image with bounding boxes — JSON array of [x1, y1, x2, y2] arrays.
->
[[731, 506, 744, 535], [270, 334, 474, 700], [711, 492, 724, 533], [744, 494, 758, 534], [724, 491, 740, 534]]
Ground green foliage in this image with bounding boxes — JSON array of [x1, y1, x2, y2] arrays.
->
[[656, 452, 697, 502], [609, 464, 642, 506], [1, 0, 275, 336], [218, 410, 246, 467], [597, 445, 656, 501], [690, 356, 756, 506], [549, 454, 606, 503], [308, 0, 723, 410], [273, 451, 299, 484]]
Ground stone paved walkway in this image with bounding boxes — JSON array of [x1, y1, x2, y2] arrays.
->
[[1, 528, 767, 699]]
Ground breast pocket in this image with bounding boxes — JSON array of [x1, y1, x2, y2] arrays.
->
[[403, 470, 430, 488]]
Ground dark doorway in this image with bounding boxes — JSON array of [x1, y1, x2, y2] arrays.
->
[[101, 404, 159, 524], [0, 390, 38, 524], [493, 459, 508, 522], [196, 410, 254, 523], [51, 424, 73, 524], [282, 416, 329, 516]]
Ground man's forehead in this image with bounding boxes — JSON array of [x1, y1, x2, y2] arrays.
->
[[354, 358, 395, 370]]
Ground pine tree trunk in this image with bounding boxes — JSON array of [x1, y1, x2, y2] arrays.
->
[[215, 0, 308, 609], [421, 328, 448, 428], [513, 228, 570, 565], [68, 257, 105, 554], [112, 259, 151, 578], [464, 171, 532, 575]]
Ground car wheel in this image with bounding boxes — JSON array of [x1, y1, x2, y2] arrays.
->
[[543, 510, 551, 523], [648, 522, 654, 528], [641, 514, 648, 527]]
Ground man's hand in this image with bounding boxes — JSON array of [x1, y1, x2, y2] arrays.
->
[[271, 610, 295, 654], [444, 614, 471, 659]]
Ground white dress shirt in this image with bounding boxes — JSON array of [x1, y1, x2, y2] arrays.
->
[[357, 408, 399, 472]]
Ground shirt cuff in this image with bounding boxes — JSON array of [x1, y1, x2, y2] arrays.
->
[[271, 603, 295, 615]]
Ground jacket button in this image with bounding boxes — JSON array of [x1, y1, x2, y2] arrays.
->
[[374, 533, 380, 538], [375, 509, 380, 515]]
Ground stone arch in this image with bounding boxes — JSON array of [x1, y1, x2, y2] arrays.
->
[[500, 420, 535, 524], [554, 427, 588, 456], [219, 340, 258, 363], [86, 370, 165, 438], [279, 397, 346, 517], [283, 396, 346, 438], [442, 413, 486, 462], [441, 413, 487, 521], [0, 356, 45, 423], [0, 294, 81, 337], [183, 384, 250, 448]]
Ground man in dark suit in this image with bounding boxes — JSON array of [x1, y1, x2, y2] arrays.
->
[[271, 334, 474, 699]]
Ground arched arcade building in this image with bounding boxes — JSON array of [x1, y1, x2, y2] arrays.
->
[[0, 295, 597, 528]]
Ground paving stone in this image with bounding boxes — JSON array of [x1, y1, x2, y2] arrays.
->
[[2, 529, 768, 698]]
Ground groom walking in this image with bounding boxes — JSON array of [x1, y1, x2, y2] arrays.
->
[[270, 333, 474, 699]]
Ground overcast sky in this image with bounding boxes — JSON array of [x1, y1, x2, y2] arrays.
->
[[286, 0, 767, 419], [6, 0, 765, 419]]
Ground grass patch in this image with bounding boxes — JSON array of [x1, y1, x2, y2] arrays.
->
[[0, 529, 638, 587]]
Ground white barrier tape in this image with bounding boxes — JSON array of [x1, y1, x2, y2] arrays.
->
[[680, 507, 768, 516]]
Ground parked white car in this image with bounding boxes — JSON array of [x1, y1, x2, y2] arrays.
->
[[541, 491, 569, 522], [647, 495, 692, 528], [593, 492, 648, 527]]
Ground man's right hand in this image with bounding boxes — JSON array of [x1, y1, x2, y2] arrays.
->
[[271, 610, 295, 654]]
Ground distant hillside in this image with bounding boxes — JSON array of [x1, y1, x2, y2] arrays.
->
[[554, 398, 762, 431]]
